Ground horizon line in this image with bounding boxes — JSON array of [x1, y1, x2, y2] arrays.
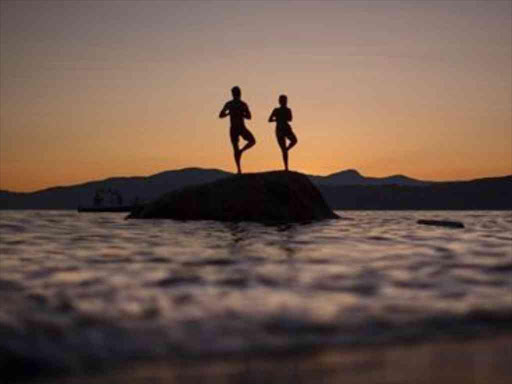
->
[[1, 166, 511, 194]]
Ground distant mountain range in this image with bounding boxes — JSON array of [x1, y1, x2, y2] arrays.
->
[[0, 168, 510, 210], [308, 169, 429, 186]]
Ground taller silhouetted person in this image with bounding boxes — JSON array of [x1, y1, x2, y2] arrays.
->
[[268, 94, 297, 171], [219, 86, 256, 174]]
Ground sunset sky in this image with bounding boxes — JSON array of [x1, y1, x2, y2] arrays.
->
[[1, 0, 511, 192]]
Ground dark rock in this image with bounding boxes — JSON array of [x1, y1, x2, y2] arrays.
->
[[417, 219, 464, 228], [127, 171, 339, 222]]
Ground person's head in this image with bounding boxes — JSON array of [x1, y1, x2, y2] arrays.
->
[[279, 94, 287, 107], [231, 86, 241, 100]]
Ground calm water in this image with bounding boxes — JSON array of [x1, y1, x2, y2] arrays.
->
[[1, 210, 511, 373]]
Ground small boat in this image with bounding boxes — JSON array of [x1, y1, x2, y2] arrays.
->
[[79, 188, 143, 213]]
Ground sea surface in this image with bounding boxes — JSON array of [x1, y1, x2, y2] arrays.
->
[[1, 210, 511, 376]]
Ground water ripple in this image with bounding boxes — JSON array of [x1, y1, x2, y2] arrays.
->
[[0, 210, 511, 372]]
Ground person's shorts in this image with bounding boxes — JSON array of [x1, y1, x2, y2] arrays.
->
[[230, 126, 255, 145]]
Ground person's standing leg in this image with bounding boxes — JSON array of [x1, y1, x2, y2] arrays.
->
[[277, 133, 288, 171], [231, 130, 242, 174], [284, 131, 297, 171]]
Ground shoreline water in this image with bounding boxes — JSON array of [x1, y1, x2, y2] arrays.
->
[[21, 333, 512, 384], [1, 210, 511, 383]]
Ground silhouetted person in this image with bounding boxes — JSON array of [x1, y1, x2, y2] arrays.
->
[[219, 86, 256, 174], [268, 95, 297, 171]]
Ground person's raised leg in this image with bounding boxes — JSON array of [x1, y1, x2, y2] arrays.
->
[[240, 130, 256, 154], [287, 132, 298, 151], [237, 130, 256, 174]]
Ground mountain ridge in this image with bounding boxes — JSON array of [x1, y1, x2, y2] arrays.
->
[[0, 167, 510, 210], [308, 168, 430, 186]]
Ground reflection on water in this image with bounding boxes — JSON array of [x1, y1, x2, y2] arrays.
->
[[0, 210, 511, 373]]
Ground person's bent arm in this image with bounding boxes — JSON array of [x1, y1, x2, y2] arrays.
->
[[288, 109, 293, 122], [219, 103, 229, 118], [268, 109, 276, 122], [244, 104, 252, 120]]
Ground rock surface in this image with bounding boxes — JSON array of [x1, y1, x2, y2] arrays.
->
[[127, 171, 338, 222]]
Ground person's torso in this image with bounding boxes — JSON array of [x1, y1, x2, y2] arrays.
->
[[274, 107, 291, 128], [228, 100, 246, 127]]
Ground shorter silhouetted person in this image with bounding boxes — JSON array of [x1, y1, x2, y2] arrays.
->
[[268, 94, 297, 171], [219, 86, 256, 174]]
